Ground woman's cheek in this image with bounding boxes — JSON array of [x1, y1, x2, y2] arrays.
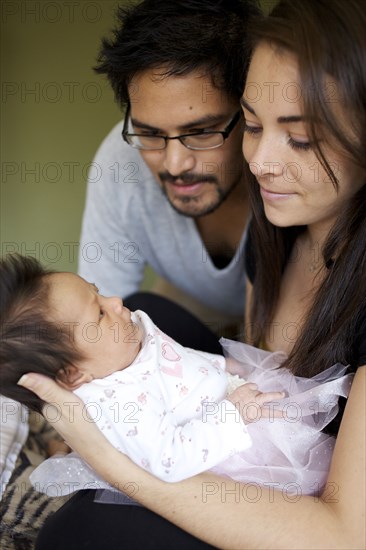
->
[[242, 134, 252, 162], [242, 137, 258, 174]]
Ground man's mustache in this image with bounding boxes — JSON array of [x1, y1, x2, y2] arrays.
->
[[159, 172, 218, 185]]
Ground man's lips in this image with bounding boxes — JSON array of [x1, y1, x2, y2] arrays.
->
[[159, 172, 217, 187], [168, 180, 206, 193], [163, 178, 213, 195]]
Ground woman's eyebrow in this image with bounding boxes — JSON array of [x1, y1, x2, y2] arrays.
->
[[240, 97, 305, 124], [277, 115, 305, 124], [240, 97, 255, 115]]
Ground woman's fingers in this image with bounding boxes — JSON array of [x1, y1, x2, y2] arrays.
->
[[17, 373, 87, 437], [18, 373, 107, 459], [18, 373, 69, 405]]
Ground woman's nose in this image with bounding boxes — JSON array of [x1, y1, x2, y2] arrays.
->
[[244, 133, 283, 181]]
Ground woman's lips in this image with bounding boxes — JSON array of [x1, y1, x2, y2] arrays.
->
[[260, 186, 296, 201]]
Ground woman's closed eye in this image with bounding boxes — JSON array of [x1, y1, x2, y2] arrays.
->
[[243, 122, 262, 136], [244, 122, 312, 152], [287, 136, 312, 152]]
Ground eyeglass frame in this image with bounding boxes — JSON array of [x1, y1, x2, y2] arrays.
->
[[121, 105, 242, 151]]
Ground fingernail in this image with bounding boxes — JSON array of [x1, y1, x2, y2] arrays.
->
[[17, 374, 32, 388]]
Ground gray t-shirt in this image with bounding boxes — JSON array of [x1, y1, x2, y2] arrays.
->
[[78, 121, 247, 316]]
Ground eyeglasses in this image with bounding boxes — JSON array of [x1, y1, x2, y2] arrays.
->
[[121, 106, 241, 151]]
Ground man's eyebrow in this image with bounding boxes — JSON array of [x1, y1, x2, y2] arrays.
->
[[130, 113, 229, 133], [240, 97, 305, 124]]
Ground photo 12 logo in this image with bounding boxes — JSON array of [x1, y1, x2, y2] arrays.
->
[[1, 2, 103, 24]]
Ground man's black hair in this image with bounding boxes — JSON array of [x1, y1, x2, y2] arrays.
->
[[95, 0, 261, 106]]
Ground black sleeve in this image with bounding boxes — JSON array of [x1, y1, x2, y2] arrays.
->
[[355, 308, 366, 367], [123, 292, 223, 355]]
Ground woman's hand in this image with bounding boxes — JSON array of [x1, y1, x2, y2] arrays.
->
[[18, 373, 153, 500], [18, 374, 109, 461], [17, 369, 366, 549]]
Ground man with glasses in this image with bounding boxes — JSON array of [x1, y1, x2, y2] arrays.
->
[[78, 0, 260, 349], [36, 2, 262, 549], [122, 106, 242, 153]]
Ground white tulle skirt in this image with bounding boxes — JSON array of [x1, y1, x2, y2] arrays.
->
[[30, 340, 353, 498], [212, 338, 353, 496]]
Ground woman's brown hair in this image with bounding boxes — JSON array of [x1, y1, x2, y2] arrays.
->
[[246, 0, 366, 376]]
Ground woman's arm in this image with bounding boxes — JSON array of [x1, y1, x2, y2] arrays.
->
[[18, 366, 365, 549]]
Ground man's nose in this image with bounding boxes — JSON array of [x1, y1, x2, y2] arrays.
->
[[162, 139, 196, 176]]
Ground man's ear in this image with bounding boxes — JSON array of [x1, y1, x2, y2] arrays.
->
[[56, 365, 93, 390]]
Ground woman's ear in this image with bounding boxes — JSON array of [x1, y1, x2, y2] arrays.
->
[[56, 365, 93, 390]]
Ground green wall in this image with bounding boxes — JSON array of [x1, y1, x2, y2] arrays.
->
[[1, 0, 276, 273], [1, 0, 123, 271]]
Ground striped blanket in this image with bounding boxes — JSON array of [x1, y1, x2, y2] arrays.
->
[[0, 413, 68, 550]]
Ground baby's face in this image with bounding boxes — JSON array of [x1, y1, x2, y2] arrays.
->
[[47, 273, 142, 383]]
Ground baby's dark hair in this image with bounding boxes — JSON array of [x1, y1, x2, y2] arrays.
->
[[0, 254, 82, 413]]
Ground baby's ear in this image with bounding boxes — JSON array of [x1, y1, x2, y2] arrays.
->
[[56, 365, 92, 390]]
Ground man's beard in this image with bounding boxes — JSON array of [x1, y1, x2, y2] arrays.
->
[[158, 171, 241, 218]]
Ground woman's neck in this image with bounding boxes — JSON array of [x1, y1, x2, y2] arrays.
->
[[304, 217, 336, 252]]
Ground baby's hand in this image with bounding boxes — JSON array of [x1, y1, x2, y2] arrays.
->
[[227, 383, 285, 423]]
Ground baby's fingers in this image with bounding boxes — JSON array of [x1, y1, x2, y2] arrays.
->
[[260, 406, 286, 420], [257, 390, 285, 405]]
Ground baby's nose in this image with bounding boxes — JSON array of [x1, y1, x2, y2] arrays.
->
[[108, 296, 123, 314]]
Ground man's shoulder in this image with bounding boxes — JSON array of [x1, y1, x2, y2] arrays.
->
[[94, 120, 128, 160], [94, 120, 146, 170]]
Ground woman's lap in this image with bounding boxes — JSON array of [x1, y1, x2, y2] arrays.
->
[[35, 489, 217, 550]]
